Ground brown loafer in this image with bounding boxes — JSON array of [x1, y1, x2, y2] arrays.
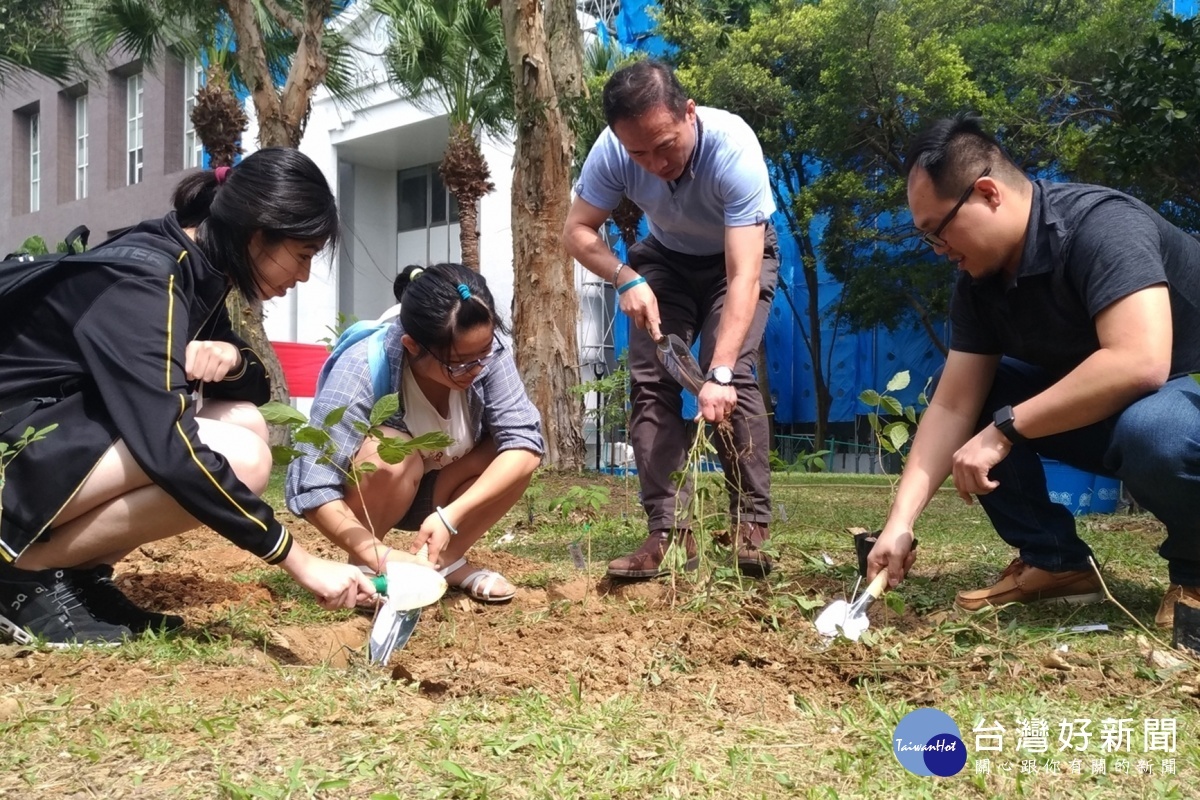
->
[[607, 530, 698, 579], [1155, 584, 1200, 629], [955, 558, 1102, 611], [734, 521, 773, 578]]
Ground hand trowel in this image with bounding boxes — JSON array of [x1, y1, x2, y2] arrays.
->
[[655, 334, 706, 395], [814, 569, 889, 642], [368, 548, 447, 665]]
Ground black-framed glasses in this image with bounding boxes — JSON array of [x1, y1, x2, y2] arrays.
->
[[920, 166, 992, 249], [422, 335, 503, 378]]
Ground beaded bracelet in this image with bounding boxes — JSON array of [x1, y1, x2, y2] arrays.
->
[[612, 262, 628, 285], [616, 276, 647, 295]]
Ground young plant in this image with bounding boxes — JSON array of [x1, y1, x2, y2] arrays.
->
[[0, 424, 58, 518], [859, 370, 929, 482], [261, 394, 452, 564]]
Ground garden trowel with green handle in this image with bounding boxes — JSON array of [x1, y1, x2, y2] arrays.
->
[[368, 546, 446, 665], [656, 334, 706, 395]]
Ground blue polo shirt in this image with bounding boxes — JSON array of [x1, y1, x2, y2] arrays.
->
[[575, 106, 775, 256]]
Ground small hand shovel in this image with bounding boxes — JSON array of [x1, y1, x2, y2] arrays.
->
[[656, 334, 706, 395], [367, 556, 447, 666], [814, 570, 889, 642]]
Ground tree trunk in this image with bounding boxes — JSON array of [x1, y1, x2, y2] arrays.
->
[[500, 0, 585, 470], [799, 241, 831, 453], [221, 0, 334, 440]]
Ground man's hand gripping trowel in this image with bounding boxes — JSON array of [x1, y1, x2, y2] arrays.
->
[[367, 546, 447, 665], [813, 529, 917, 643]]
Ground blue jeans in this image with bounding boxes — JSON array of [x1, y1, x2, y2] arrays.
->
[[940, 358, 1200, 586]]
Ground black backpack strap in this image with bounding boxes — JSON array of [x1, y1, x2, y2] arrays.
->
[[64, 226, 90, 255]]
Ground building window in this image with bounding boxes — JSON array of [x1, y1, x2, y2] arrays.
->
[[29, 113, 40, 212], [183, 56, 204, 169], [397, 164, 459, 232], [126, 72, 144, 185], [75, 95, 88, 200]]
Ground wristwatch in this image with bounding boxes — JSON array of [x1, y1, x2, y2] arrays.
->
[[993, 405, 1027, 445], [706, 365, 734, 386]]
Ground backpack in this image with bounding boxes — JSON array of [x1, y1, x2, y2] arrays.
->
[[315, 306, 401, 403], [0, 226, 177, 321]]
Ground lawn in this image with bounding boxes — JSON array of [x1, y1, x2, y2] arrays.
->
[[0, 468, 1195, 799]]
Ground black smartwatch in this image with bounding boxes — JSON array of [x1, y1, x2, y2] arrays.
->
[[993, 405, 1027, 445], [706, 365, 734, 386]]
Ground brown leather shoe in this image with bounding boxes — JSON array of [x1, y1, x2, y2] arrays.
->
[[955, 558, 1102, 611], [734, 522, 773, 578], [607, 530, 698, 579], [1155, 584, 1200, 629]]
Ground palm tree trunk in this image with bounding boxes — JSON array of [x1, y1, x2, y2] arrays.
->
[[457, 196, 482, 271], [500, 0, 584, 470]]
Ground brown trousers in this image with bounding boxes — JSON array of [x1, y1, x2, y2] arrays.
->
[[625, 225, 779, 532]]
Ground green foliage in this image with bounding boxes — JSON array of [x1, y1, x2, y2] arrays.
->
[[371, 0, 512, 138], [571, 353, 629, 444], [261, 397, 453, 493], [769, 448, 831, 474], [0, 423, 58, 518], [0, 1, 76, 86], [547, 485, 611, 520], [316, 312, 359, 352], [859, 370, 927, 472], [1074, 14, 1200, 229], [660, 0, 1160, 358]]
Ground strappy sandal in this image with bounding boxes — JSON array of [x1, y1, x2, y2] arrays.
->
[[438, 557, 516, 603]]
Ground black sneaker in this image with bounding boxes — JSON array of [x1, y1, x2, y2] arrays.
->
[[0, 563, 132, 647], [70, 565, 184, 634]]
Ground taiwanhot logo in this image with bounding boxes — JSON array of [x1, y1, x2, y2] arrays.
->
[[893, 708, 968, 777]]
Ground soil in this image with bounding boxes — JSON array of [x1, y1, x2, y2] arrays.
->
[[0, 512, 925, 720]]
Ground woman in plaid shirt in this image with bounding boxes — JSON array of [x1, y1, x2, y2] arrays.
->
[[286, 263, 544, 602]]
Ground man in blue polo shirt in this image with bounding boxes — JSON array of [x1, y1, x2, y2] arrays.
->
[[866, 114, 1200, 629], [564, 59, 778, 579]]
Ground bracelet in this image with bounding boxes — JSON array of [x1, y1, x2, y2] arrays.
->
[[435, 506, 459, 536], [612, 262, 628, 285], [616, 276, 647, 296]]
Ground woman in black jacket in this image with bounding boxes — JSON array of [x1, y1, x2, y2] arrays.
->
[[0, 148, 376, 647]]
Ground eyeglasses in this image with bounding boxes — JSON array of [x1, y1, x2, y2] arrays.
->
[[422, 335, 503, 378], [920, 166, 991, 249]]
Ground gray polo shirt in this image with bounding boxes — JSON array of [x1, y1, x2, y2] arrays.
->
[[950, 180, 1200, 378], [575, 106, 775, 256]]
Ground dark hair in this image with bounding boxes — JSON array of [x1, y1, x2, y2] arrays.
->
[[602, 58, 690, 127], [904, 113, 1025, 197], [172, 148, 339, 301], [393, 263, 509, 355]]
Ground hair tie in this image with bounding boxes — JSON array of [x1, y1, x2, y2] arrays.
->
[[410, 267, 424, 281], [457, 283, 472, 300], [214, 166, 231, 185]]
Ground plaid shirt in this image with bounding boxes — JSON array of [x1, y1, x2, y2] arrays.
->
[[285, 321, 544, 515]]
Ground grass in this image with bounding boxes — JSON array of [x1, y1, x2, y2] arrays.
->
[[1, 468, 1197, 798]]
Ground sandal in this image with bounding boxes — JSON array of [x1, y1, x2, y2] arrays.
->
[[438, 557, 516, 603]]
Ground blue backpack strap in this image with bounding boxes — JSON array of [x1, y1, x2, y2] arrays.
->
[[315, 319, 397, 404], [366, 325, 393, 402]]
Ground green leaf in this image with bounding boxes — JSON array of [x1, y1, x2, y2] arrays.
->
[[369, 393, 401, 427], [323, 406, 348, 427], [859, 389, 881, 406], [885, 370, 911, 392], [259, 401, 308, 426], [441, 760, 471, 781], [884, 592, 906, 616], [885, 422, 910, 452], [293, 427, 332, 449], [880, 396, 903, 417], [270, 445, 303, 465], [315, 779, 350, 791]]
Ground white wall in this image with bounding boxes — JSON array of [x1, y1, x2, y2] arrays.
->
[[347, 164, 398, 319]]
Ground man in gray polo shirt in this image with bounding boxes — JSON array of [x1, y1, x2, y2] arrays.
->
[[866, 114, 1200, 629], [564, 59, 778, 579]]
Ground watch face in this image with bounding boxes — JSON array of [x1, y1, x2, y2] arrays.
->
[[712, 366, 734, 385]]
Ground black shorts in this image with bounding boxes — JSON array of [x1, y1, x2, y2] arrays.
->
[[394, 470, 439, 531]]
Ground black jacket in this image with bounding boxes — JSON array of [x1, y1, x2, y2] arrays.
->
[[0, 213, 291, 564]]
